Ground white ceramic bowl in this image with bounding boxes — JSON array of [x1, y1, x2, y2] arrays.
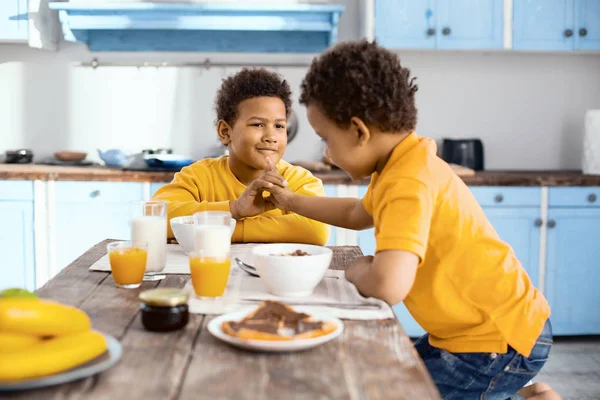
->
[[170, 216, 236, 254], [251, 243, 333, 297]]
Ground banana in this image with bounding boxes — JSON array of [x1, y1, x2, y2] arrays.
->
[[0, 332, 42, 354], [0, 330, 107, 381], [0, 299, 91, 337]]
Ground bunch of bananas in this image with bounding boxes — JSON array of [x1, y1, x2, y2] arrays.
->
[[0, 289, 107, 382]]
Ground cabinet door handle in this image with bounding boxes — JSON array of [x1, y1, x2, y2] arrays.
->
[[534, 218, 543, 227], [564, 29, 574, 38], [579, 28, 588, 37], [442, 27, 451, 36], [426, 28, 436, 36], [547, 219, 556, 228], [90, 190, 101, 198], [588, 193, 597, 203], [494, 194, 504, 203]]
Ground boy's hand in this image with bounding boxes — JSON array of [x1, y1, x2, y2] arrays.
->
[[345, 256, 374, 284], [230, 157, 288, 219]]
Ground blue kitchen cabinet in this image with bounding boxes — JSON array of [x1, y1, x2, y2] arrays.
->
[[0, 181, 35, 291], [375, 0, 502, 50], [324, 185, 337, 246], [545, 187, 600, 335], [356, 186, 425, 337], [436, 0, 503, 49], [545, 208, 600, 335], [375, 0, 436, 49], [575, 0, 600, 50], [482, 207, 542, 287], [54, 182, 144, 271], [0, 0, 28, 41], [513, 0, 575, 51]]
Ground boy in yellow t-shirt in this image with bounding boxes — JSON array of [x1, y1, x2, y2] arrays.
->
[[264, 41, 554, 399], [152, 68, 328, 245]]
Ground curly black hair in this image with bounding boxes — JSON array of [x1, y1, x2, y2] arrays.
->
[[300, 40, 418, 133], [214, 68, 292, 126]]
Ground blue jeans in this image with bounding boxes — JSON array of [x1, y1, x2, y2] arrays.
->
[[414, 319, 553, 400]]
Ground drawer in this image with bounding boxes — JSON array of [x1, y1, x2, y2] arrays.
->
[[468, 187, 541, 207], [549, 187, 600, 207], [55, 182, 144, 204], [0, 181, 34, 201]]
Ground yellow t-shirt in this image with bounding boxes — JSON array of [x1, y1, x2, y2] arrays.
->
[[152, 156, 329, 245], [362, 132, 550, 357]]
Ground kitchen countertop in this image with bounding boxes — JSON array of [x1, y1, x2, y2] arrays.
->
[[1, 164, 600, 186]]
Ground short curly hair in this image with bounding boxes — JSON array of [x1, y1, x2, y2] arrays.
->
[[300, 40, 418, 133], [215, 68, 292, 126]]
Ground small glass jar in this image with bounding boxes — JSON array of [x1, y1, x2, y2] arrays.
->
[[139, 288, 190, 332]]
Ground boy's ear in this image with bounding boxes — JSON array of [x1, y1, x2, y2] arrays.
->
[[350, 117, 371, 146], [217, 120, 232, 145]]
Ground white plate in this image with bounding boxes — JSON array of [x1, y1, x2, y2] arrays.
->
[[0, 333, 122, 392], [207, 307, 344, 352]]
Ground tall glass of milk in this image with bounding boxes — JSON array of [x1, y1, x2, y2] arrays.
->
[[131, 201, 167, 281], [190, 211, 232, 299]]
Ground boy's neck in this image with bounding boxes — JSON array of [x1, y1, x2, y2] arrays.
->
[[373, 131, 412, 175], [228, 156, 263, 186]]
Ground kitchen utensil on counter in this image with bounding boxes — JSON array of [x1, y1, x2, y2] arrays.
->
[[441, 138, 484, 171], [583, 109, 600, 175], [37, 157, 97, 167], [97, 149, 135, 167], [54, 151, 87, 162], [5, 149, 34, 164], [143, 154, 193, 170]]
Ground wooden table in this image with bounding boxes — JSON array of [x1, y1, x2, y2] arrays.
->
[[13, 240, 440, 400]]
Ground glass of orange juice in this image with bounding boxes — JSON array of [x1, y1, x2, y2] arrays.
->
[[189, 250, 231, 299], [107, 241, 148, 289], [190, 211, 232, 298]]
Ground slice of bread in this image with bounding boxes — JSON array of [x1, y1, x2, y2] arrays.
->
[[222, 300, 337, 341]]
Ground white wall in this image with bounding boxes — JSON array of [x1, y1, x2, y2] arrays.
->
[[1, 0, 599, 170]]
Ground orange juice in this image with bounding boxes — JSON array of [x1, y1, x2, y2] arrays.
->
[[109, 247, 147, 287], [189, 257, 231, 297]]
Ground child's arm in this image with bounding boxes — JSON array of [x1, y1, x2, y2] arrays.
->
[[345, 251, 418, 305], [239, 177, 330, 245], [265, 186, 374, 231]]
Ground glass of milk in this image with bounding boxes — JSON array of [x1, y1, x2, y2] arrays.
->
[[131, 201, 167, 281], [191, 211, 232, 298]]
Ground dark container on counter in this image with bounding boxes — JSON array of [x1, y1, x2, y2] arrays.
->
[[5, 149, 34, 164], [139, 288, 189, 332]]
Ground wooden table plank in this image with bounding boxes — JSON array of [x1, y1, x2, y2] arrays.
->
[[17, 240, 440, 400], [179, 317, 352, 400]]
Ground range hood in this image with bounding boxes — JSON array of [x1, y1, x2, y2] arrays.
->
[[48, 2, 345, 53]]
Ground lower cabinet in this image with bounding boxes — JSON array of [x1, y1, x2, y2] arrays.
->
[[54, 182, 144, 271], [0, 181, 35, 291]]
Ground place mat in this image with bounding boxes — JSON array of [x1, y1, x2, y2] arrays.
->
[[186, 268, 395, 321], [89, 243, 258, 274]]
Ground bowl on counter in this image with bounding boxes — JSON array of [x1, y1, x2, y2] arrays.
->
[[144, 154, 193, 170], [170, 216, 236, 255], [54, 151, 87, 162], [251, 244, 333, 297]]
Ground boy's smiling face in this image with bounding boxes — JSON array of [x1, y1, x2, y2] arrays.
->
[[219, 96, 288, 172], [307, 104, 378, 181]]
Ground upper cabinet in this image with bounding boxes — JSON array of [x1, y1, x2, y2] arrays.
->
[[48, 2, 344, 53], [375, 0, 503, 50], [576, 0, 600, 50], [0, 0, 28, 41], [436, 0, 503, 49], [513, 0, 575, 51], [513, 0, 600, 51]]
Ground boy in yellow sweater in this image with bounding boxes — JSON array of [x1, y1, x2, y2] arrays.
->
[[264, 41, 554, 399], [152, 68, 328, 245]]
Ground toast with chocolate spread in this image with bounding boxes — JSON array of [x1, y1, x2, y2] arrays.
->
[[222, 300, 337, 341]]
